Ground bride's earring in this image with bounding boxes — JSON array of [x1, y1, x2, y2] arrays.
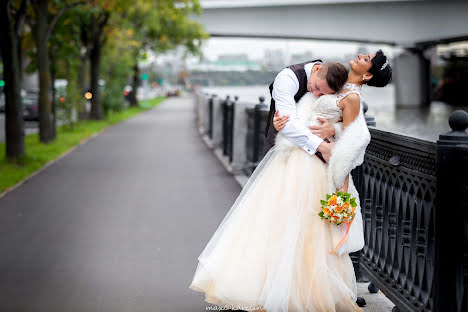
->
[[362, 76, 365, 81]]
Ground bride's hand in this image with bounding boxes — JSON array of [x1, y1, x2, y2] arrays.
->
[[273, 110, 289, 131], [338, 175, 350, 193]]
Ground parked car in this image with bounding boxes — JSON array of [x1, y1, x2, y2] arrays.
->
[[23, 94, 39, 121]]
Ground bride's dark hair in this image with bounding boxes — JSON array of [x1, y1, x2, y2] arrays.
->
[[367, 50, 392, 87]]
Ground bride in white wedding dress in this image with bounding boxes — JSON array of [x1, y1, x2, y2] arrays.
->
[[189, 51, 392, 312]]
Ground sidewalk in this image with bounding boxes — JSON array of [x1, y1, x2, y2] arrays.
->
[[0, 95, 393, 311], [0, 95, 241, 311]]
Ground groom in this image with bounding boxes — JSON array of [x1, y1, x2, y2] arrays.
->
[[263, 60, 348, 162], [262, 59, 367, 309]]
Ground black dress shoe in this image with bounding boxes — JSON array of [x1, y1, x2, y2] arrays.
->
[[356, 296, 366, 307]]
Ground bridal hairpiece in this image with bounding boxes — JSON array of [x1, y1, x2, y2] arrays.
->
[[380, 61, 388, 71]]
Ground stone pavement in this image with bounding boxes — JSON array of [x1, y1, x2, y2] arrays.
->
[[0, 95, 393, 311]]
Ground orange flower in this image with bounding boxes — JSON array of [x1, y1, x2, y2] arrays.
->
[[343, 202, 350, 210], [351, 207, 356, 214], [323, 208, 331, 216], [328, 195, 337, 206], [335, 205, 343, 213]]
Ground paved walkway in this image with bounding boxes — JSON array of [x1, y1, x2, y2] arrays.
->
[[0, 96, 393, 311]]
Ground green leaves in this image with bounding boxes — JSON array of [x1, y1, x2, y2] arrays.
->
[[320, 200, 328, 206], [326, 194, 331, 200], [318, 211, 325, 219]]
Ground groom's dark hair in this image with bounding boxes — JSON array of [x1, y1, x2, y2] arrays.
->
[[318, 63, 348, 92]]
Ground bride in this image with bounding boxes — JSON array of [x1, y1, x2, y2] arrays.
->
[[189, 50, 392, 312]]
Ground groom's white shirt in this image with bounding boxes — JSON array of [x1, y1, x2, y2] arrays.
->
[[272, 61, 323, 156]]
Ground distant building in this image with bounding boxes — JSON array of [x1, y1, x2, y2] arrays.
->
[[289, 51, 316, 65], [217, 54, 249, 62], [262, 49, 286, 71], [187, 54, 261, 72]]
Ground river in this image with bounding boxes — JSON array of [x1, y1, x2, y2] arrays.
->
[[201, 85, 466, 142]]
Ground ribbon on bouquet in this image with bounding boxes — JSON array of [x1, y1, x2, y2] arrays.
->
[[328, 216, 355, 254]]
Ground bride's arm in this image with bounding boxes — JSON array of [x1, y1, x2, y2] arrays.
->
[[336, 93, 361, 193], [273, 113, 337, 139]]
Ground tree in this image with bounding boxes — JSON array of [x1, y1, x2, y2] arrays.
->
[[0, 0, 28, 160], [78, 1, 113, 120], [125, 0, 208, 106], [49, 6, 85, 129], [79, 0, 208, 115], [29, 0, 83, 143]]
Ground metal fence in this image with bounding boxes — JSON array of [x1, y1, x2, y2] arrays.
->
[[354, 128, 437, 311], [349, 109, 468, 312]]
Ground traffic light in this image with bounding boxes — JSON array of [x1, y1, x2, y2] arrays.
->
[[141, 73, 148, 81], [0, 80, 5, 87]]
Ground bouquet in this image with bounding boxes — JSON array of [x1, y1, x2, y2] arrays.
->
[[318, 191, 357, 225], [318, 191, 357, 254]]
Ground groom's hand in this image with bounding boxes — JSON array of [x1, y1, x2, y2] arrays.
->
[[273, 110, 289, 132], [309, 117, 335, 139], [317, 141, 334, 163]]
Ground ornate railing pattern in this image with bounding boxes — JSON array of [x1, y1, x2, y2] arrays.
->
[[354, 129, 437, 311]]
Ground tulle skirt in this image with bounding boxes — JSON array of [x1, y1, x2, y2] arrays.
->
[[189, 146, 362, 312]]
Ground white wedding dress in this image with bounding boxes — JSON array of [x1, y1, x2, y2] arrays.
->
[[189, 84, 365, 312]]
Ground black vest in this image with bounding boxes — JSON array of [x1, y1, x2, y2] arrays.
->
[[264, 59, 322, 139]]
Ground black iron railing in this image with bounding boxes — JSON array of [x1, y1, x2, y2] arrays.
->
[[354, 128, 437, 311], [352, 110, 468, 312]]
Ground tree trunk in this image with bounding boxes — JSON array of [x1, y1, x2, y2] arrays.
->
[[34, 0, 54, 142], [50, 46, 56, 138], [78, 55, 87, 94], [17, 33, 23, 81], [0, 0, 25, 160], [128, 63, 139, 107], [89, 36, 103, 119]]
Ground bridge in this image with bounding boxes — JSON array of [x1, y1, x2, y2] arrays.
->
[[196, 0, 468, 107]]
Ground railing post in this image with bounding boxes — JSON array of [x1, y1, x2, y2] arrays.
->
[[362, 101, 376, 127], [245, 106, 255, 175], [229, 96, 238, 163], [350, 101, 376, 283], [222, 95, 228, 154], [434, 110, 468, 312], [253, 96, 268, 163], [222, 95, 232, 157], [208, 94, 216, 139]]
